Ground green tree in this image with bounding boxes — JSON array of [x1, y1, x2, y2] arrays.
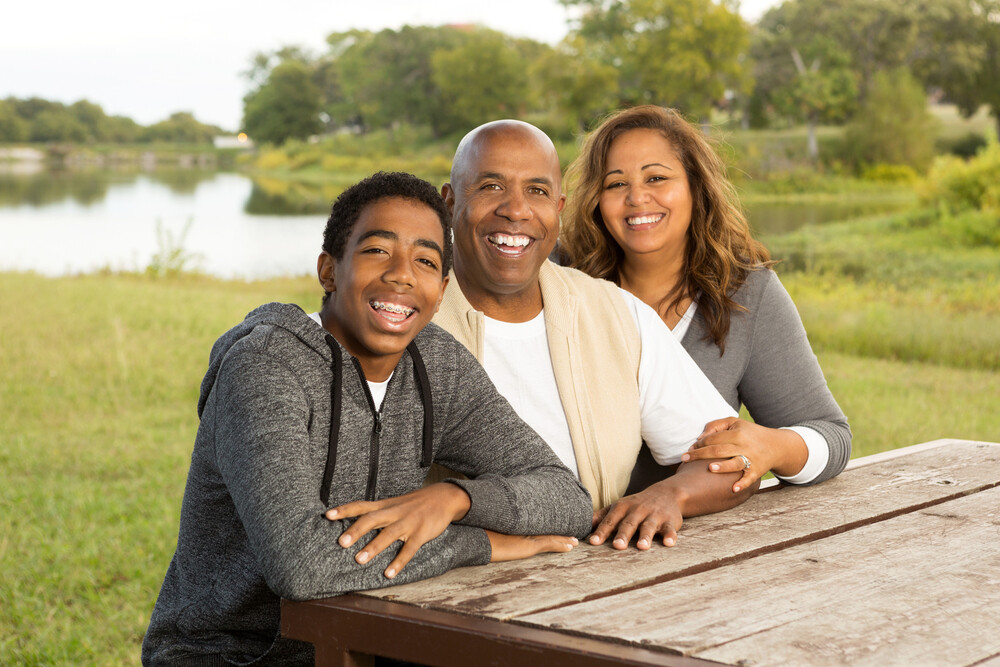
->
[[928, 0, 1000, 136], [844, 68, 937, 172], [0, 99, 28, 142], [141, 112, 221, 144], [242, 59, 323, 145], [750, 4, 858, 160], [29, 108, 87, 142], [331, 26, 469, 135], [561, 0, 752, 121], [534, 36, 620, 133], [430, 29, 532, 135]]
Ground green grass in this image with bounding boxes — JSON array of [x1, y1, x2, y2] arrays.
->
[[3, 192, 999, 663]]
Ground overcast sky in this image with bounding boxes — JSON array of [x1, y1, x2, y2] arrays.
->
[[2, 0, 780, 132]]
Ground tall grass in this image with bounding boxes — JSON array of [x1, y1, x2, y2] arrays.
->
[[2, 187, 999, 663]]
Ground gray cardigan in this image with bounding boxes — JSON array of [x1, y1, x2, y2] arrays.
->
[[629, 269, 851, 492], [142, 303, 592, 665]]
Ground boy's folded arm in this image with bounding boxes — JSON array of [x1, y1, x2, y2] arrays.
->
[[213, 350, 491, 601], [433, 352, 593, 540]]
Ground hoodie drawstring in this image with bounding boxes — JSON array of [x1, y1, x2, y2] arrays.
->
[[321, 334, 343, 507], [319, 336, 434, 507], [406, 341, 434, 468]]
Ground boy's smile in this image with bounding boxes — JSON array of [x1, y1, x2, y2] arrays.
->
[[319, 197, 448, 381]]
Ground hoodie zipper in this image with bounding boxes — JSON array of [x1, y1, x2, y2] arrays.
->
[[351, 358, 382, 502]]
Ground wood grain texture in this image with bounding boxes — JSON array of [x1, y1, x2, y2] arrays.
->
[[359, 440, 1000, 620], [520, 485, 1000, 667]]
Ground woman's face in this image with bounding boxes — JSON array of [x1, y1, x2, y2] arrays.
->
[[598, 128, 692, 267]]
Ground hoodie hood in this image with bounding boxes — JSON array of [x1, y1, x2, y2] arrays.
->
[[198, 302, 328, 418]]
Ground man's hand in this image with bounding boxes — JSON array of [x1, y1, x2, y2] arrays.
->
[[588, 478, 685, 550], [486, 530, 578, 561], [325, 483, 471, 579], [683, 417, 808, 492]]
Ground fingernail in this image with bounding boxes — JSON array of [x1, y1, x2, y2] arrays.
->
[[589, 535, 600, 544], [734, 486, 741, 493], [339, 535, 352, 547], [357, 551, 370, 564], [681, 454, 690, 461], [665, 537, 675, 546], [385, 568, 396, 578], [570, 537, 578, 545], [614, 538, 625, 547], [710, 463, 719, 471], [327, 509, 338, 518], [638, 538, 648, 548]]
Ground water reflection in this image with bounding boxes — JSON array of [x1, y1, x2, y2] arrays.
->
[[0, 166, 915, 279], [0, 165, 223, 208]]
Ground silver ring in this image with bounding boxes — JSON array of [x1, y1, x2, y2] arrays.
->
[[738, 455, 751, 470]]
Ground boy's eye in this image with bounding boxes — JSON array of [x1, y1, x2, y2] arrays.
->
[[361, 247, 388, 255], [417, 257, 439, 270]]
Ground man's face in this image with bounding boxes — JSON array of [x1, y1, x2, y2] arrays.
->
[[319, 197, 448, 381], [443, 125, 565, 311]]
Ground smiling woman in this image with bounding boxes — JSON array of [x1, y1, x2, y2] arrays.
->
[[562, 104, 852, 495]]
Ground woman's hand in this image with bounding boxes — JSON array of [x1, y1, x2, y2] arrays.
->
[[485, 530, 578, 561], [682, 417, 807, 493], [325, 483, 471, 579]]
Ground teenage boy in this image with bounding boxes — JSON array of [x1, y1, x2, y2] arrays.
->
[[142, 172, 592, 665]]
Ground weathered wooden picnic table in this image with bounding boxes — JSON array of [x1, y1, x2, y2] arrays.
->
[[282, 438, 1000, 666]]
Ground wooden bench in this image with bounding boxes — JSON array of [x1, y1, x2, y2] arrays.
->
[[282, 438, 1000, 666]]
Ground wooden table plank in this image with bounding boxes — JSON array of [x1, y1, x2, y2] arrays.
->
[[359, 440, 1000, 619], [520, 484, 1000, 667]]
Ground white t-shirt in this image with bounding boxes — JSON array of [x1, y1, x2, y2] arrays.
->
[[309, 312, 391, 409], [669, 301, 827, 484], [482, 312, 578, 476]]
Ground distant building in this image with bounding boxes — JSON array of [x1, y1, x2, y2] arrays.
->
[[0, 147, 46, 161], [213, 134, 255, 149]]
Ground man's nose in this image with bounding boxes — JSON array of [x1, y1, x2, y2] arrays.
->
[[496, 188, 531, 221]]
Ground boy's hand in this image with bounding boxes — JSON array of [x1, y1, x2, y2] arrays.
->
[[485, 530, 578, 561], [325, 483, 471, 579]]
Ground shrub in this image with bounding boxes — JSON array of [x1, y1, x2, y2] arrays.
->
[[920, 138, 1000, 212], [861, 164, 919, 184]]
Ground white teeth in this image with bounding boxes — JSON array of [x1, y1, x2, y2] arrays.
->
[[488, 233, 531, 248], [371, 300, 414, 316], [627, 214, 662, 226]]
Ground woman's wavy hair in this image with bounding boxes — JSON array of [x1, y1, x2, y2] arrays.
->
[[562, 105, 772, 353]]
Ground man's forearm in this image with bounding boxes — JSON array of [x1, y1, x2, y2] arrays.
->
[[654, 459, 759, 518]]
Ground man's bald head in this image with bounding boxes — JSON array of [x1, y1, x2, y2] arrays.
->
[[441, 119, 566, 320], [449, 120, 562, 191]]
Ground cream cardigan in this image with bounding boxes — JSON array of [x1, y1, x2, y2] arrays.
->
[[433, 261, 642, 509]]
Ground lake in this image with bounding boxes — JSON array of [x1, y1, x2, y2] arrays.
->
[[0, 166, 911, 280]]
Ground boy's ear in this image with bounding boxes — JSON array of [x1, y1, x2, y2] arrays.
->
[[317, 251, 337, 293], [441, 183, 455, 214]]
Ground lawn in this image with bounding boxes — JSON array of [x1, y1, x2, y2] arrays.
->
[[2, 196, 998, 662]]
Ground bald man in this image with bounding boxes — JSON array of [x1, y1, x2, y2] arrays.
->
[[432, 120, 756, 551]]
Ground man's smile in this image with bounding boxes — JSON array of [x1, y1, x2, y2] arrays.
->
[[486, 232, 533, 256]]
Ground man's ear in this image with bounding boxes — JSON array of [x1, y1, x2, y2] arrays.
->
[[441, 183, 455, 214], [556, 192, 566, 214], [317, 251, 337, 293]]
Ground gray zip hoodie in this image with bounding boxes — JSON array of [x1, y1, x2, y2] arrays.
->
[[142, 303, 592, 665]]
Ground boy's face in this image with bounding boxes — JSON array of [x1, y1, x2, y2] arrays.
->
[[318, 197, 449, 381]]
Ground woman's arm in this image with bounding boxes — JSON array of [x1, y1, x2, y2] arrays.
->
[[684, 271, 851, 489]]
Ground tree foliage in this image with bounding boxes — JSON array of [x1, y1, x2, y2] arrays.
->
[[242, 59, 323, 145], [844, 68, 938, 171], [560, 0, 751, 120]]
